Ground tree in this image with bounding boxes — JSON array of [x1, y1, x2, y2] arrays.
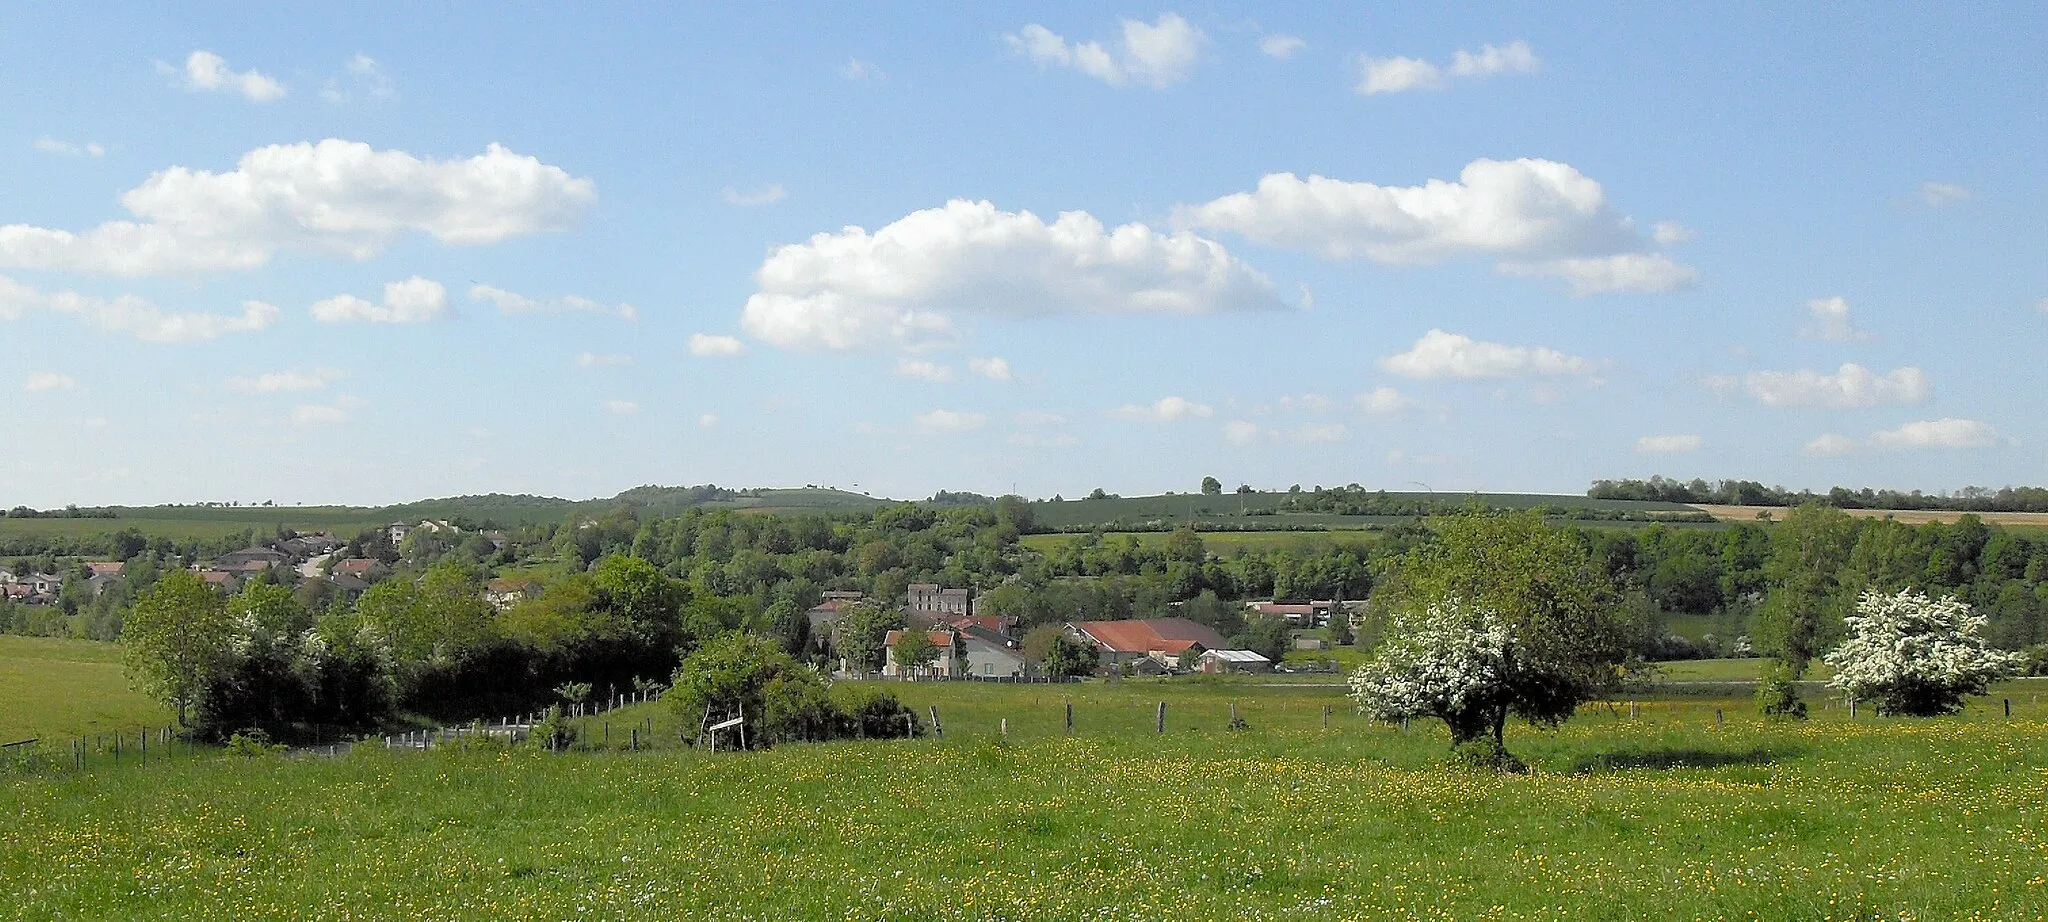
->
[[1823, 589, 2022, 716], [667, 632, 827, 748], [834, 601, 903, 674], [1350, 513, 1627, 761], [1200, 476, 1223, 496], [893, 629, 938, 676], [1044, 635, 1097, 677], [123, 569, 234, 727], [1757, 504, 1857, 675]]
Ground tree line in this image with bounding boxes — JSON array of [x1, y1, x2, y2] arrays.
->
[[1589, 476, 2048, 513]]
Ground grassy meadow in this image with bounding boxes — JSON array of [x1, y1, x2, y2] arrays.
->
[[0, 635, 169, 744], [3, 680, 2046, 919]]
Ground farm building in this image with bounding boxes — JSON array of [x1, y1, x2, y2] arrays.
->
[[1067, 617, 1227, 671], [1196, 649, 1273, 674]]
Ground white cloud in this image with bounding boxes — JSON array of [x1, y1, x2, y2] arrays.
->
[[605, 400, 640, 415], [1737, 363, 1927, 409], [1283, 423, 1347, 444], [1222, 420, 1261, 446], [1652, 221, 1692, 245], [24, 372, 75, 392], [226, 369, 341, 393], [1278, 393, 1336, 413], [1178, 158, 1693, 293], [1355, 386, 1412, 416], [0, 273, 278, 342], [1355, 40, 1537, 95], [840, 58, 885, 83], [165, 50, 286, 102], [688, 333, 746, 358], [35, 138, 105, 158], [321, 53, 393, 103], [968, 356, 1013, 381], [312, 277, 449, 324], [1114, 396, 1213, 422], [1005, 13, 1204, 88], [1381, 329, 1596, 379], [1496, 253, 1700, 295], [290, 396, 362, 427], [722, 183, 788, 207], [1635, 434, 1702, 454], [1015, 410, 1067, 427], [698, 413, 719, 428], [1916, 182, 1974, 208], [1869, 418, 1999, 451], [575, 352, 632, 367], [740, 199, 1283, 351], [1258, 35, 1306, 60], [1802, 433, 1857, 458], [0, 140, 596, 277], [470, 284, 636, 321], [911, 409, 986, 434], [896, 358, 954, 382], [1800, 296, 1867, 342]]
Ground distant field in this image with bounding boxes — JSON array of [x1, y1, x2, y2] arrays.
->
[[1691, 504, 2048, 527], [0, 507, 393, 543], [1021, 530, 1381, 553], [1031, 490, 1698, 531], [0, 636, 169, 743], [4, 681, 2045, 918]]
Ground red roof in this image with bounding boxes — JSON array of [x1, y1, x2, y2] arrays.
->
[[1071, 617, 1225, 655], [943, 614, 1014, 636], [885, 630, 956, 647], [85, 562, 125, 577]]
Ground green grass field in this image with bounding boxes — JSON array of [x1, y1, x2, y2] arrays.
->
[[0, 636, 170, 744], [3, 680, 2045, 919]]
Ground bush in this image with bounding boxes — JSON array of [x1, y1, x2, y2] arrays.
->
[[1754, 661, 1808, 719], [222, 729, 286, 758], [834, 687, 922, 740], [1824, 590, 2023, 716]]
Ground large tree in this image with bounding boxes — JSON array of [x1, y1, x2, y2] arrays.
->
[[1350, 513, 1628, 759], [1824, 589, 2022, 715], [834, 601, 903, 674], [123, 569, 234, 727]]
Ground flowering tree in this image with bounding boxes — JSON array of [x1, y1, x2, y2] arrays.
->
[[1824, 589, 2022, 716], [1348, 599, 1515, 745]]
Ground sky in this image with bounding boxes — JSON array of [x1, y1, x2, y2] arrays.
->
[[3, 4, 2044, 507]]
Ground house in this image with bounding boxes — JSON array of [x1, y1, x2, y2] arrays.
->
[[806, 597, 854, 637], [906, 583, 971, 618], [1197, 649, 1273, 674], [961, 635, 1029, 678], [484, 576, 541, 611], [942, 614, 1016, 640], [25, 572, 64, 594], [84, 561, 125, 579], [386, 522, 414, 545], [194, 569, 242, 594], [1246, 599, 1360, 628], [3, 584, 35, 603], [328, 572, 372, 599], [213, 547, 290, 574], [882, 629, 960, 678], [330, 558, 390, 582], [1067, 617, 1227, 671]]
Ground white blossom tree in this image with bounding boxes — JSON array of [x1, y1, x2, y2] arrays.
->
[[1348, 599, 1515, 745], [1824, 589, 2022, 716]]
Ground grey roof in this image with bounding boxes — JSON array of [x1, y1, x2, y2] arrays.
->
[[1203, 649, 1272, 663]]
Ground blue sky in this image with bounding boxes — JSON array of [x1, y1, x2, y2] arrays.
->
[[3, 4, 2044, 507]]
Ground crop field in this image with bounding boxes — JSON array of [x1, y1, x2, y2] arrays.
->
[[0, 636, 170, 744], [1029, 491, 1699, 531], [1690, 504, 2048, 528], [3, 680, 2046, 919]]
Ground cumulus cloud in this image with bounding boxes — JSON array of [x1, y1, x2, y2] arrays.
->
[[688, 334, 746, 358], [1496, 253, 1699, 295], [1806, 420, 2000, 456], [605, 400, 640, 415], [1800, 296, 1867, 342], [290, 395, 364, 427], [911, 409, 986, 434], [1381, 329, 1596, 379], [840, 58, 885, 83], [1735, 363, 1927, 409], [1178, 157, 1694, 293], [1916, 182, 1974, 208], [312, 277, 450, 324], [226, 369, 341, 393], [35, 138, 105, 158], [1355, 40, 1537, 95], [0, 140, 595, 277], [895, 359, 954, 382], [722, 183, 788, 207], [321, 53, 393, 103], [1114, 396, 1213, 422], [0, 273, 278, 342], [1652, 221, 1692, 245], [24, 372, 75, 392], [1222, 420, 1261, 446], [1635, 434, 1703, 454], [968, 356, 1013, 381], [164, 50, 286, 102], [575, 352, 631, 367], [1278, 393, 1336, 413], [698, 413, 719, 428], [1005, 13, 1205, 88], [740, 199, 1283, 351], [1015, 410, 1068, 427], [1355, 386, 1412, 417], [470, 284, 636, 321], [1258, 35, 1306, 60]]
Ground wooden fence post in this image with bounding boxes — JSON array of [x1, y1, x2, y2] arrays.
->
[[1156, 701, 1166, 734], [1065, 701, 1074, 734], [1000, 718, 1008, 738], [928, 706, 943, 738], [2004, 699, 2011, 718], [1716, 708, 1724, 729], [1322, 704, 1331, 729]]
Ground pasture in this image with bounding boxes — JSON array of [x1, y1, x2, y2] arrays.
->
[[2, 680, 2044, 919], [0, 636, 169, 744]]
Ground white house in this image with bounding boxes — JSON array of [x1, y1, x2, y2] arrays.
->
[[882, 630, 960, 678]]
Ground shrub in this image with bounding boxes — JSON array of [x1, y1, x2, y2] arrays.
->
[[1754, 661, 1808, 719], [222, 729, 286, 758], [1824, 589, 2023, 716]]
